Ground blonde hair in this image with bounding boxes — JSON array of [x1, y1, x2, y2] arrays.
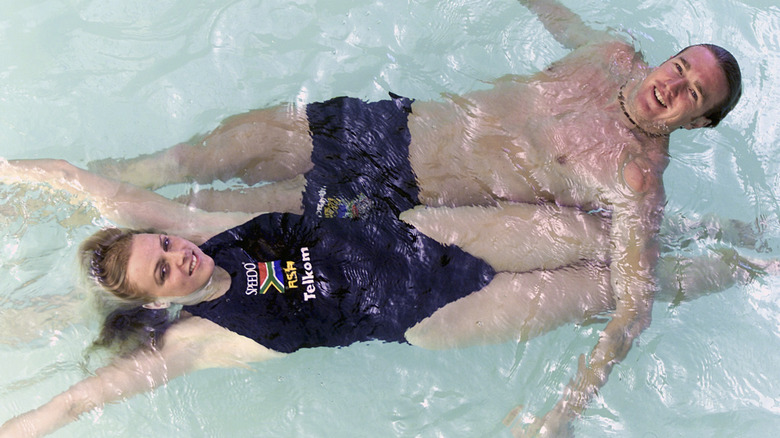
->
[[81, 227, 174, 354], [80, 227, 157, 303]]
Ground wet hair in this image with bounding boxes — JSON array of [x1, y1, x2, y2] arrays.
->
[[81, 227, 174, 354], [80, 227, 152, 302], [91, 306, 174, 355], [676, 44, 742, 128]]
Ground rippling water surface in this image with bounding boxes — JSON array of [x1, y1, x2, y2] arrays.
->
[[1, 0, 779, 436]]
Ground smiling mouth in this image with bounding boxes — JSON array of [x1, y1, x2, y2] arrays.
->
[[189, 254, 198, 275], [654, 87, 667, 108]]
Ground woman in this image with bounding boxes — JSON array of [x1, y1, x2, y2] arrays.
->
[[0, 157, 770, 437], [0, 157, 610, 436]]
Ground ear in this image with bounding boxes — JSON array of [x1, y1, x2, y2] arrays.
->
[[685, 116, 712, 130], [142, 301, 170, 310]]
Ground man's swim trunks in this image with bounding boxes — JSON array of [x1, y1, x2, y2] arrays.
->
[[183, 213, 496, 353], [302, 93, 417, 221]]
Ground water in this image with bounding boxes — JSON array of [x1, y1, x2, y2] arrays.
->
[[1, 0, 779, 436]]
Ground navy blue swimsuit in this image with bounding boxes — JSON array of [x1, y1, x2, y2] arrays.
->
[[183, 95, 496, 353], [183, 213, 495, 353], [302, 94, 418, 221]]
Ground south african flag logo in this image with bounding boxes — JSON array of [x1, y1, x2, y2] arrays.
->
[[258, 261, 285, 294]]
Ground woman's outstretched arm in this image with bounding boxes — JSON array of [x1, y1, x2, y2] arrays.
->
[[0, 158, 255, 243], [0, 316, 282, 438]]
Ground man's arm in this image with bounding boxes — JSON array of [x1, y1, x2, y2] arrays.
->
[[0, 159, 255, 243], [0, 317, 282, 438], [517, 188, 663, 437], [517, 0, 615, 50]]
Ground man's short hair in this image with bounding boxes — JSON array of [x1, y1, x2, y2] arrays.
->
[[676, 44, 742, 128]]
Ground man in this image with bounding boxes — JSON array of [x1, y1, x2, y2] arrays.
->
[[88, 0, 741, 435]]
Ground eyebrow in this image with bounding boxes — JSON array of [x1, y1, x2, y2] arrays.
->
[[678, 56, 707, 103]]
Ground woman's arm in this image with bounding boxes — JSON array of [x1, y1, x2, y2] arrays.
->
[[517, 0, 615, 50], [0, 316, 283, 438], [0, 158, 255, 243]]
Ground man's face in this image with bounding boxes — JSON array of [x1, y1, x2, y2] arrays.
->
[[630, 45, 729, 132]]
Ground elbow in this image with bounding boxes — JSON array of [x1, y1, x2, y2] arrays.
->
[[622, 300, 653, 342], [58, 381, 103, 422], [619, 324, 644, 361], [633, 311, 652, 338], [598, 309, 652, 366], [30, 159, 78, 180], [622, 306, 652, 351], [620, 311, 651, 360]]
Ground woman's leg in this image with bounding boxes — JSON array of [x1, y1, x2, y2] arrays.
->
[[406, 248, 778, 350], [405, 264, 614, 349], [401, 202, 610, 272]]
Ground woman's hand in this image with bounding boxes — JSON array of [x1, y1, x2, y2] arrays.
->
[[0, 158, 70, 186], [0, 391, 81, 438]]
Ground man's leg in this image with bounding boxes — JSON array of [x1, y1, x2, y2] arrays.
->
[[655, 248, 779, 304], [173, 175, 306, 214], [89, 104, 313, 189], [660, 212, 769, 252]]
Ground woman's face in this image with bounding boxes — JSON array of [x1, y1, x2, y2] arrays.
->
[[126, 233, 215, 300]]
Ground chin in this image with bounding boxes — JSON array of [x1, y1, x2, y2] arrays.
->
[[201, 258, 215, 277]]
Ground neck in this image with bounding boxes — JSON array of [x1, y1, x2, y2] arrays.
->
[[174, 266, 231, 306], [618, 85, 669, 139], [208, 266, 231, 300]]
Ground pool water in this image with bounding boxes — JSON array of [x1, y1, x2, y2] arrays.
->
[[2, 0, 779, 436]]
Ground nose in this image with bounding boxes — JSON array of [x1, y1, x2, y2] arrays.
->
[[166, 248, 188, 268], [668, 77, 687, 95]]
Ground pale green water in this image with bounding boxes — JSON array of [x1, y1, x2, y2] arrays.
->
[[1, 0, 779, 436]]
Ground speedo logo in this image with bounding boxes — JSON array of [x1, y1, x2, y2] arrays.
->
[[242, 261, 284, 295]]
